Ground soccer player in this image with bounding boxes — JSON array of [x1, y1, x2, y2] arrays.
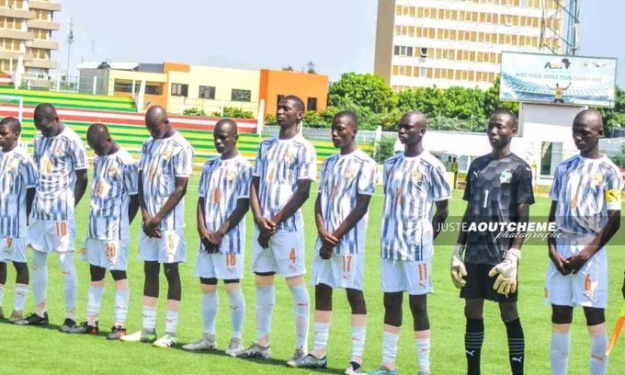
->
[[0, 117, 37, 322], [120, 106, 193, 348], [369, 111, 450, 375], [67, 123, 139, 339], [16, 104, 88, 331], [450, 109, 534, 375], [182, 119, 251, 356], [546, 109, 621, 375], [238, 95, 316, 365], [294, 111, 376, 374]]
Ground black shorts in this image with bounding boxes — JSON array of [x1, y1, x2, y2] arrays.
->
[[460, 263, 518, 303]]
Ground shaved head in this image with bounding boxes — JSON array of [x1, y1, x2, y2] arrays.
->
[[334, 111, 359, 130], [87, 123, 110, 139], [0, 117, 21, 134], [573, 109, 603, 131], [400, 111, 428, 128], [215, 119, 238, 135], [490, 109, 517, 130], [281, 95, 305, 112], [34, 103, 58, 122], [145, 105, 168, 125]]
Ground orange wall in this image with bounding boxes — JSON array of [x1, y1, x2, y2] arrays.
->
[[259, 69, 328, 118]]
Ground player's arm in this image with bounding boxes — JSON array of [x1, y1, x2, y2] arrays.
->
[[432, 199, 449, 240], [547, 200, 568, 275], [128, 194, 139, 224], [196, 197, 214, 252], [451, 162, 473, 289], [250, 176, 275, 236], [73, 169, 88, 206], [332, 193, 372, 241], [315, 193, 338, 251], [271, 178, 312, 225], [145, 176, 188, 231], [26, 187, 35, 218], [567, 208, 620, 274], [511, 203, 530, 250], [211, 198, 250, 248]]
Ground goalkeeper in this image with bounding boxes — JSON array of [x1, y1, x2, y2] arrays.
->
[[449, 109, 534, 375]]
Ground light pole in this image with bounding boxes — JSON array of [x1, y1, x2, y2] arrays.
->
[[66, 18, 74, 84]]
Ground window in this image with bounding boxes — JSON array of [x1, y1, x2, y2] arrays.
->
[[231, 89, 251, 102], [114, 80, 133, 93], [199, 85, 215, 99], [307, 97, 317, 112], [171, 83, 188, 97], [540, 142, 563, 176], [420, 67, 427, 77], [393, 45, 413, 57], [145, 85, 162, 95]]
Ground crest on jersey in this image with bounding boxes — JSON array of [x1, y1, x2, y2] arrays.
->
[[108, 166, 119, 179], [591, 174, 603, 187], [500, 169, 512, 184], [7, 159, 18, 172], [54, 145, 65, 157], [412, 170, 423, 184], [162, 149, 173, 161], [226, 169, 236, 181], [345, 167, 357, 179], [284, 151, 295, 163]]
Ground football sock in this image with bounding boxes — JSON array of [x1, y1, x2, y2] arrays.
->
[[114, 279, 129, 327], [550, 330, 570, 375], [290, 284, 310, 352], [256, 285, 275, 343], [382, 327, 400, 370], [465, 318, 484, 375], [165, 300, 180, 335], [202, 291, 218, 336], [86, 280, 104, 325], [505, 319, 525, 375], [0, 283, 4, 306], [142, 304, 157, 331], [589, 324, 608, 375], [312, 322, 330, 358], [351, 315, 366, 364], [227, 288, 245, 339], [58, 252, 77, 320], [31, 250, 48, 315], [13, 283, 28, 312], [415, 330, 431, 374]]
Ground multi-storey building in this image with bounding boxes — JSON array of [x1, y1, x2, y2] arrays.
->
[[374, 0, 566, 90], [0, 0, 60, 78]]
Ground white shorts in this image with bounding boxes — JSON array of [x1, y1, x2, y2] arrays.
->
[[28, 219, 76, 253], [545, 236, 608, 308], [139, 228, 186, 264], [312, 252, 364, 290], [252, 228, 306, 278], [0, 237, 27, 263], [381, 258, 433, 295], [81, 238, 129, 271], [195, 251, 244, 280]]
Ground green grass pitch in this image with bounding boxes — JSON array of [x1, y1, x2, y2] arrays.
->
[[1, 177, 624, 375]]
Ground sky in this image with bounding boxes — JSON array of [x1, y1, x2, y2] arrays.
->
[[52, 0, 623, 86]]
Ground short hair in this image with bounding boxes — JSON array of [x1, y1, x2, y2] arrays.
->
[[214, 119, 238, 134], [87, 123, 110, 138], [34, 103, 58, 123], [334, 110, 359, 129], [490, 108, 517, 128], [280, 95, 305, 112], [0, 117, 21, 133]]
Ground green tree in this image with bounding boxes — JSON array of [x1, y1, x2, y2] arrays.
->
[[183, 107, 207, 117], [396, 87, 443, 117], [483, 76, 519, 116], [212, 107, 255, 119], [596, 87, 625, 136], [328, 73, 397, 114]]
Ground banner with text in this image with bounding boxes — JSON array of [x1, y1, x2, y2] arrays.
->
[[499, 52, 617, 108]]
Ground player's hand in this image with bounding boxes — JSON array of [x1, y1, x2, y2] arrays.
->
[[255, 216, 276, 234], [565, 251, 591, 274], [318, 229, 339, 249], [319, 245, 333, 260], [450, 244, 468, 288], [207, 230, 225, 252], [548, 247, 571, 276], [488, 248, 521, 297], [257, 232, 270, 249], [198, 228, 212, 252], [143, 216, 161, 237]]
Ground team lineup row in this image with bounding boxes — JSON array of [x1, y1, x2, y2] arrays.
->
[[0, 96, 622, 375]]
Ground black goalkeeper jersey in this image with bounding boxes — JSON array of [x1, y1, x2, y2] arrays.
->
[[463, 152, 535, 265]]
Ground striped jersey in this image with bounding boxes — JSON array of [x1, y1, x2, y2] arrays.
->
[[550, 154, 623, 235], [32, 126, 88, 221], [0, 146, 38, 238], [88, 148, 138, 241], [198, 154, 252, 254], [139, 131, 193, 230], [316, 149, 377, 255], [253, 134, 316, 232], [463, 153, 534, 264], [381, 151, 451, 261]]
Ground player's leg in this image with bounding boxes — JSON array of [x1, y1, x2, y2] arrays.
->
[[346, 288, 367, 374], [296, 282, 332, 369], [224, 279, 245, 356], [153, 261, 181, 348], [584, 307, 608, 375], [183, 277, 218, 351], [285, 274, 311, 366], [16, 249, 48, 325], [69, 265, 106, 334], [10, 261, 28, 321], [465, 298, 485, 375], [108, 270, 129, 340], [499, 302, 524, 375], [379, 292, 402, 374], [409, 294, 431, 375], [0, 260, 6, 318], [121, 260, 159, 342], [237, 272, 275, 358], [551, 305, 574, 375], [58, 251, 78, 331]]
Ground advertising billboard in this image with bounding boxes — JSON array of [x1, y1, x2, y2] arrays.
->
[[499, 52, 617, 108]]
